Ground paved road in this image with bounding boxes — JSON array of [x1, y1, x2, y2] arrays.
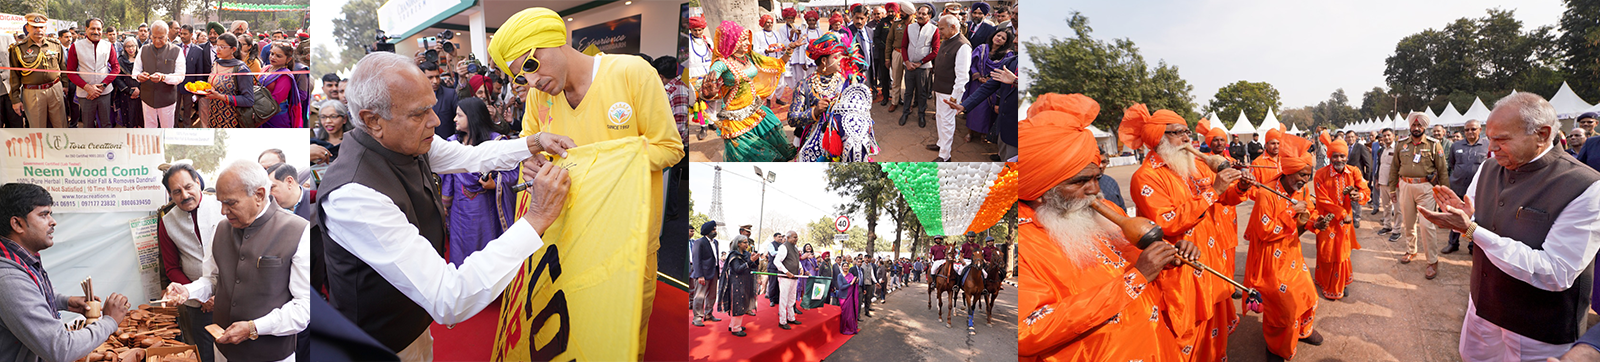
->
[[827, 279, 1018, 362]]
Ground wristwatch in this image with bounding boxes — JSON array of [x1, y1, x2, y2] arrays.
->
[[1462, 223, 1477, 245], [248, 320, 259, 340]]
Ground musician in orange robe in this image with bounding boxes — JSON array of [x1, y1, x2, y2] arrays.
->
[[1014, 93, 1184, 361], [1121, 104, 1247, 361], [1241, 132, 1323, 361], [1313, 130, 1371, 300], [1252, 128, 1285, 183], [1197, 117, 1243, 300]]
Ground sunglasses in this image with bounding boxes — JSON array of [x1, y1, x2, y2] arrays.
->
[[510, 56, 541, 85]]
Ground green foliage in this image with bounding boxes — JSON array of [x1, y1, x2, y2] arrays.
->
[[1384, 9, 1563, 111], [1558, 0, 1600, 101], [163, 129, 230, 174], [1024, 12, 1199, 131], [1278, 106, 1315, 130], [1311, 88, 1361, 128], [1203, 81, 1281, 128], [825, 163, 893, 256], [329, 0, 383, 76]]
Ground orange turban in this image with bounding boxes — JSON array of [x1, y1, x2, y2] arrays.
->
[[1276, 133, 1314, 180], [1117, 104, 1185, 151], [1196, 117, 1226, 143], [1020, 93, 1101, 201], [1265, 127, 1284, 145], [1318, 130, 1348, 156]]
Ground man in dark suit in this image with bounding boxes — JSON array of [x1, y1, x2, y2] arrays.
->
[[1343, 131, 1373, 225], [1229, 137, 1248, 165], [964, 2, 997, 47], [691, 221, 721, 327], [1247, 133, 1265, 162], [179, 24, 212, 126]]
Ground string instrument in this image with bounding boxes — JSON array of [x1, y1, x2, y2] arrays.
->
[[1088, 197, 1264, 313]]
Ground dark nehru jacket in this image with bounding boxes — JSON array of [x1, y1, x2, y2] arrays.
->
[[1470, 150, 1600, 344], [315, 128, 447, 351], [931, 33, 970, 95], [138, 43, 181, 108], [212, 205, 304, 361]]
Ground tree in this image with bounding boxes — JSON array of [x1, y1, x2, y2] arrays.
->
[[1203, 81, 1281, 128], [1559, 0, 1600, 101], [1311, 88, 1360, 128], [1025, 12, 1199, 131], [803, 217, 840, 249], [826, 163, 893, 257], [163, 129, 231, 174], [1384, 9, 1563, 109], [1278, 106, 1315, 130], [330, 0, 383, 77], [884, 194, 909, 259]]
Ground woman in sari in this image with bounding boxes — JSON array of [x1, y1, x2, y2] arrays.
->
[[718, 235, 758, 337], [199, 33, 255, 128], [441, 97, 518, 265], [259, 42, 305, 128], [701, 21, 796, 162], [837, 254, 861, 335], [798, 244, 818, 313], [964, 28, 1016, 143]]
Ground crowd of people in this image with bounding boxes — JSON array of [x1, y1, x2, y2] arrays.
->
[[3, 14, 311, 128], [681, 1, 1018, 162], [690, 223, 1014, 338], [1019, 92, 1600, 362]]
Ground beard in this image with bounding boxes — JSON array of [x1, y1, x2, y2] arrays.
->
[[1035, 186, 1124, 267], [1411, 129, 1424, 138], [1156, 139, 1198, 179]]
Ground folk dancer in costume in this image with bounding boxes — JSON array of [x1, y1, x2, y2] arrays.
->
[[1120, 103, 1247, 361], [1239, 132, 1323, 361], [684, 16, 715, 139], [699, 21, 796, 162], [751, 14, 794, 110], [1015, 93, 1184, 361], [789, 34, 879, 162], [1312, 130, 1370, 300]]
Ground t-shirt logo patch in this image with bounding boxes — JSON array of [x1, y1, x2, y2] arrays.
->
[[607, 102, 633, 129]]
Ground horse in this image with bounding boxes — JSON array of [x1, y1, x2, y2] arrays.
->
[[978, 258, 1004, 326], [927, 257, 959, 328], [960, 258, 988, 332]]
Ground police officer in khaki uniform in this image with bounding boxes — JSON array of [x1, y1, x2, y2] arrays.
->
[[8, 13, 68, 128], [1388, 111, 1451, 280]]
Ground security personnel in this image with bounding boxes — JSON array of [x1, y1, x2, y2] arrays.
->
[[9, 13, 68, 128], [1388, 112, 1450, 280]]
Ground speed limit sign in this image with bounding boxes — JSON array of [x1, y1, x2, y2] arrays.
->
[[834, 215, 850, 232]]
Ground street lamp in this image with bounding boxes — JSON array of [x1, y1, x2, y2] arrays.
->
[[753, 166, 776, 239]]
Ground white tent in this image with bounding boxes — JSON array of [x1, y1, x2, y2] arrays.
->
[[1436, 103, 1464, 127], [1087, 125, 1119, 156], [1460, 97, 1492, 127], [1289, 123, 1302, 135], [1257, 109, 1282, 134], [1229, 112, 1257, 135], [1551, 82, 1594, 119]]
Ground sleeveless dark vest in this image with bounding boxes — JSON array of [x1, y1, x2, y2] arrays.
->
[[315, 128, 447, 351], [781, 242, 800, 274], [138, 44, 180, 108], [931, 34, 970, 94], [1470, 149, 1600, 344], [213, 207, 303, 361]]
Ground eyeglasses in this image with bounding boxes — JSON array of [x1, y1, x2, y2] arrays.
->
[[510, 56, 540, 85]]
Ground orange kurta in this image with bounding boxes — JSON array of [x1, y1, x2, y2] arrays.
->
[[1130, 153, 1245, 361], [1251, 154, 1281, 183], [1243, 181, 1320, 359], [1017, 203, 1179, 361], [1312, 165, 1372, 299]]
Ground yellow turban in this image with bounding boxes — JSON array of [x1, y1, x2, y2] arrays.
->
[[488, 7, 567, 75]]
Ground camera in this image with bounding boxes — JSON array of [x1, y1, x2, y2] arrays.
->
[[368, 30, 396, 53]]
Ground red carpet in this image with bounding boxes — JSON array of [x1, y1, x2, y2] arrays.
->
[[689, 303, 853, 362], [430, 280, 690, 361]]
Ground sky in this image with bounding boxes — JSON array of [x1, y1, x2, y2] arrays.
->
[[310, 0, 350, 73], [688, 163, 905, 255], [1023, 0, 1567, 111]]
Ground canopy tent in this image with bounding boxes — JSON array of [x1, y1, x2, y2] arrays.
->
[[1289, 123, 1303, 135], [1585, 102, 1600, 115], [1257, 109, 1282, 134], [1088, 125, 1119, 156], [1459, 98, 1492, 127], [1229, 112, 1257, 135], [1427, 106, 1441, 123], [1551, 82, 1594, 120], [1435, 103, 1464, 127], [882, 163, 1017, 237]]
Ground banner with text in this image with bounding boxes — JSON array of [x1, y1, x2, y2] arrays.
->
[[0, 129, 167, 213]]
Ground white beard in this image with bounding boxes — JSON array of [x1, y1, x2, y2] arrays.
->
[[1035, 189, 1124, 267], [1156, 140, 1197, 179]]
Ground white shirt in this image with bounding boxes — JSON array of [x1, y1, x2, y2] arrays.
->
[[131, 44, 187, 85], [323, 136, 538, 325], [1465, 145, 1600, 291], [906, 21, 938, 69], [685, 37, 712, 79], [181, 200, 310, 339], [772, 243, 792, 274], [753, 28, 784, 59], [780, 24, 808, 65]]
